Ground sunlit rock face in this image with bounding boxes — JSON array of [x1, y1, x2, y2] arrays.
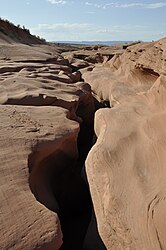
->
[[0, 20, 96, 250], [85, 38, 166, 250], [1, 18, 166, 250], [82, 38, 166, 107]]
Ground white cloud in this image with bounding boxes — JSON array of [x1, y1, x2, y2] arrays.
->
[[35, 23, 91, 30], [30, 23, 117, 41], [86, 11, 96, 14], [85, 2, 102, 8], [46, 1, 166, 8], [144, 3, 166, 8], [85, 2, 166, 9], [47, 0, 67, 5], [85, 2, 92, 6], [30, 23, 93, 40], [30, 22, 166, 42], [115, 2, 166, 8]]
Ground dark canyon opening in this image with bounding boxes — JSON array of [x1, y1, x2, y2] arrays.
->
[[28, 96, 107, 250]]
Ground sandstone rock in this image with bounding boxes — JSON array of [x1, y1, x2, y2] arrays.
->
[[0, 29, 95, 250], [71, 59, 90, 71], [83, 38, 166, 106], [86, 72, 166, 249], [2, 18, 166, 250], [0, 44, 95, 122], [0, 105, 79, 250]]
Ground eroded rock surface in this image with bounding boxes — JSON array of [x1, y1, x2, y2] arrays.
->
[[1, 19, 166, 250], [85, 39, 166, 250], [83, 38, 166, 106], [0, 105, 73, 250], [0, 23, 95, 250]]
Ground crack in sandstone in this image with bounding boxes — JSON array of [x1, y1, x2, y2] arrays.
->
[[147, 195, 164, 250], [27, 92, 106, 249], [147, 195, 158, 223], [2, 29, 166, 250], [155, 228, 163, 250]]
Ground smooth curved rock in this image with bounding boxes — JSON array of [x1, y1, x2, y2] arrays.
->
[[0, 105, 79, 250], [86, 75, 166, 249], [2, 18, 166, 250]]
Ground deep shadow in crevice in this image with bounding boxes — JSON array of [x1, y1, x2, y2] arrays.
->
[[28, 94, 108, 249], [28, 146, 93, 250], [83, 207, 107, 250], [57, 160, 92, 250]]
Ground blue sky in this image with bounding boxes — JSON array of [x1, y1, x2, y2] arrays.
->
[[0, 0, 166, 41]]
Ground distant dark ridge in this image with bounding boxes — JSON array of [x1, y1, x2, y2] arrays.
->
[[52, 40, 135, 46], [0, 18, 46, 44]]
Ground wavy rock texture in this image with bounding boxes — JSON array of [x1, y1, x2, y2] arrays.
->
[[0, 105, 77, 250], [83, 38, 166, 106], [1, 20, 166, 250], [0, 30, 95, 249], [85, 38, 166, 250]]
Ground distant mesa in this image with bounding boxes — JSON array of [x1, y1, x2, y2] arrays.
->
[[53, 40, 135, 46]]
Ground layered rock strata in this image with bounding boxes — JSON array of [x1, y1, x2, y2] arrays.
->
[[0, 40, 95, 249]]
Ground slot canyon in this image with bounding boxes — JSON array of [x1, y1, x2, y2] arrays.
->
[[1, 19, 166, 250]]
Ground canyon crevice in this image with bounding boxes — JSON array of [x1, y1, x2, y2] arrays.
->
[[1, 20, 166, 250]]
